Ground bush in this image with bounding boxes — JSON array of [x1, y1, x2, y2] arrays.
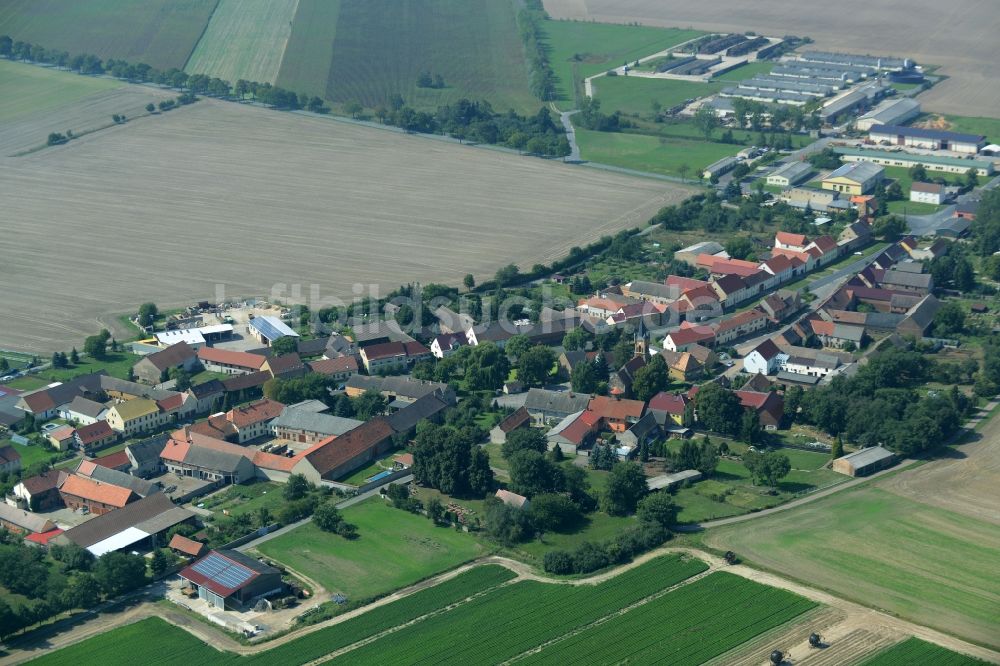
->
[[571, 541, 610, 574], [543, 550, 574, 575]]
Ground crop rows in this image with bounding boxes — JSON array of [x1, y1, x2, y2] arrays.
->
[[519, 572, 817, 665], [34, 566, 515, 666], [334, 555, 709, 665], [860, 638, 988, 666]]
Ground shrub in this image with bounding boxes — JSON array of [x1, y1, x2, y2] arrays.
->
[[543, 550, 574, 575]]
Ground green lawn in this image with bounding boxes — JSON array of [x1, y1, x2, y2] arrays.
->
[[3, 375, 49, 392], [591, 75, 721, 117], [575, 127, 738, 177], [37, 352, 140, 383], [255, 497, 489, 601], [887, 199, 942, 215], [184, 0, 298, 84], [711, 60, 774, 82], [0, 59, 122, 123], [4, 438, 59, 468], [189, 369, 230, 385], [945, 115, 1000, 142], [0, 0, 217, 71], [340, 452, 402, 486], [542, 20, 704, 108], [706, 486, 1000, 649], [880, 165, 964, 195], [199, 481, 285, 519], [515, 510, 634, 563], [278, 0, 537, 112]]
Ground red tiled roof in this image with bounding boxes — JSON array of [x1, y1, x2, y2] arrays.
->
[[227, 398, 284, 428], [25, 528, 63, 545], [169, 534, 205, 557], [771, 247, 812, 263], [362, 341, 431, 362], [301, 419, 394, 477], [665, 275, 709, 291], [60, 474, 134, 508], [94, 450, 130, 470], [144, 342, 196, 371], [265, 353, 305, 376], [762, 254, 794, 274], [251, 450, 297, 472], [587, 395, 645, 421], [810, 235, 838, 254], [197, 347, 267, 370], [497, 407, 531, 434], [667, 327, 716, 347], [393, 453, 414, 466], [308, 356, 358, 375], [648, 392, 687, 415], [715, 308, 768, 333], [156, 393, 186, 412], [75, 420, 114, 445], [160, 439, 191, 463], [776, 231, 807, 247]]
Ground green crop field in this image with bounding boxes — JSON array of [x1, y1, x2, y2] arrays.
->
[[521, 573, 816, 665], [274, 0, 341, 97], [0, 0, 218, 70], [32, 566, 516, 666], [575, 127, 739, 178], [184, 0, 298, 84], [542, 20, 704, 108], [255, 497, 488, 601], [275, 0, 538, 113], [592, 75, 722, 116], [332, 555, 709, 665], [706, 486, 1000, 649], [860, 638, 989, 666], [0, 59, 122, 123]]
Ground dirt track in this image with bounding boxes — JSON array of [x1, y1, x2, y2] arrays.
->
[[0, 98, 689, 352], [544, 0, 1000, 119]]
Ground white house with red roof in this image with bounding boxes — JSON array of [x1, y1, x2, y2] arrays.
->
[[663, 324, 716, 352], [744, 339, 788, 375], [774, 231, 809, 253]]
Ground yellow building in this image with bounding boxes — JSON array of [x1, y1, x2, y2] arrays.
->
[[106, 399, 164, 437], [821, 162, 883, 195]]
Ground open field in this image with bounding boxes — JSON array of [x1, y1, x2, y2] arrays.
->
[[543, 20, 704, 108], [706, 483, 1000, 649], [592, 74, 722, 116], [277, 0, 538, 112], [255, 498, 489, 601], [30, 566, 517, 666], [184, 0, 298, 85], [944, 116, 1000, 143], [543, 0, 1000, 119], [862, 638, 990, 665], [0, 97, 685, 353], [0, 60, 121, 123], [712, 60, 774, 82], [0, 0, 217, 71], [575, 126, 739, 177], [0, 61, 176, 155]]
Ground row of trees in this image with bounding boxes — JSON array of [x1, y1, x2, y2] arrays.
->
[[517, 1, 557, 101]]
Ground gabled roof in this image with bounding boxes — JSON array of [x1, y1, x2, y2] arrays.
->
[[188, 379, 225, 400], [362, 341, 431, 362], [227, 398, 285, 428], [271, 409, 362, 436], [715, 308, 768, 333], [18, 373, 105, 413], [648, 392, 687, 415], [179, 549, 280, 597], [523, 389, 592, 415], [588, 395, 645, 421], [75, 420, 115, 445], [713, 274, 748, 296], [0, 503, 55, 533], [868, 124, 984, 144], [141, 341, 196, 371], [110, 398, 160, 422], [308, 356, 358, 376], [75, 461, 156, 496], [18, 470, 66, 495], [127, 434, 169, 466], [546, 409, 600, 445], [265, 353, 305, 377], [62, 493, 191, 548], [60, 474, 134, 508], [495, 407, 531, 434], [0, 445, 20, 466], [300, 418, 394, 477], [197, 347, 267, 370], [495, 489, 529, 509], [385, 393, 449, 434], [775, 231, 807, 247], [666, 326, 715, 347], [750, 338, 783, 361], [248, 316, 299, 340], [64, 395, 107, 419], [222, 371, 271, 392], [735, 390, 784, 422], [169, 534, 205, 557], [809, 235, 838, 254], [825, 161, 883, 184], [92, 450, 130, 470]]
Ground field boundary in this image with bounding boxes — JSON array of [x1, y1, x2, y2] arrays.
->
[[181, 0, 223, 71]]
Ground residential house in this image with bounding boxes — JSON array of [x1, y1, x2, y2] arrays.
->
[[621, 281, 674, 306], [711, 274, 758, 309], [660, 350, 702, 382], [46, 425, 76, 451], [434, 306, 475, 335], [307, 356, 359, 382], [74, 460, 159, 498], [59, 474, 137, 515], [587, 396, 645, 433], [610, 355, 647, 397], [647, 392, 689, 429], [781, 353, 841, 378], [74, 421, 117, 452], [0, 445, 21, 474], [810, 320, 865, 349], [15, 373, 104, 420], [735, 390, 784, 430], [698, 255, 762, 279], [663, 325, 715, 352], [186, 380, 226, 414], [126, 435, 169, 478], [489, 407, 531, 444], [523, 389, 592, 427], [558, 350, 615, 377], [743, 339, 788, 375], [713, 308, 770, 345], [262, 353, 308, 379], [807, 235, 841, 266], [759, 254, 797, 286], [12, 471, 67, 511], [774, 232, 809, 252], [910, 181, 945, 205], [290, 419, 395, 484], [197, 347, 268, 375], [839, 221, 872, 248], [546, 410, 600, 455], [160, 434, 256, 486], [99, 376, 178, 402], [687, 344, 717, 371], [618, 412, 660, 450], [106, 398, 166, 437], [132, 342, 198, 385], [430, 333, 469, 358], [359, 341, 432, 373], [59, 396, 108, 426], [207, 398, 285, 443], [897, 294, 941, 338]]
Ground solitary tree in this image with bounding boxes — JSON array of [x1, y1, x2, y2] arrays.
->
[[678, 163, 690, 183], [463, 273, 475, 291]]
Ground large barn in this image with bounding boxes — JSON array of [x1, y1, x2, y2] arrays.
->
[[179, 550, 284, 610], [832, 446, 896, 477]]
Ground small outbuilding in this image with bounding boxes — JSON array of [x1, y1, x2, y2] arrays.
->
[[178, 549, 284, 610], [831, 446, 895, 477]]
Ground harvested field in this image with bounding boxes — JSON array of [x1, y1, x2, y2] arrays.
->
[[0, 98, 687, 353], [0, 0, 217, 71], [184, 0, 299, 85], [544, 0, 1000, 119], [0, 62, 175, 155]]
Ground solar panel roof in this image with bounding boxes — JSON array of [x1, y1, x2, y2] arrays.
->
[[191, 552, 255, 589]]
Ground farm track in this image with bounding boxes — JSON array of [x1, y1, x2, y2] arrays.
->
[[6, 548, 998, 665]]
